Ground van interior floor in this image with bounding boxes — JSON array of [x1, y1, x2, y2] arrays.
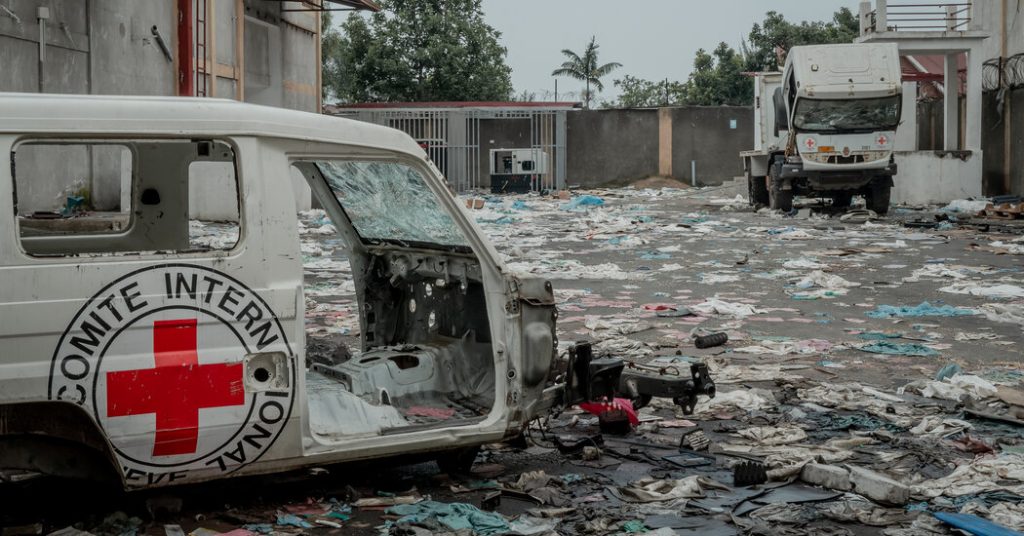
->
[[304, 338, 495, 439]]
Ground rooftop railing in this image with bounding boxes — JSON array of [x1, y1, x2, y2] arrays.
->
[[860, 0, 973, 33]]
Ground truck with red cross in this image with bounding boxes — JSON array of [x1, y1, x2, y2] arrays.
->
[[741, 43, 903, 214]]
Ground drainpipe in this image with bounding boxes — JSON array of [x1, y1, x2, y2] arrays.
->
[[1002, 0, 1012, 194], [177, 0, 194, 96], [37, 6, 49, 92]]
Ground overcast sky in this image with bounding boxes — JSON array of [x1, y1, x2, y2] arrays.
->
[[478, 0, 857, 101]]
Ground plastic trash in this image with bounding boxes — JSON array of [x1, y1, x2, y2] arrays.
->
[[935, 363, 963, 381], [859, 341, 939, 357], [932, 512, 1022, 536], [560, 195, 604, 211], [866, 302, 977, 318]]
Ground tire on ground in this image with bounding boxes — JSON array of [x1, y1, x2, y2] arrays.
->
[[748, 173, 769, 207], [865, 180, 891, 215], [768, 164, 793, 212]]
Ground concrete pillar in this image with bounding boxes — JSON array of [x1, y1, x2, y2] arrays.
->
[[555, 111, 567, 190], [859, 2, 873, 35], [876, 0, 887, 31], [964, 48, 983, 151], [943, 53, 959, 150], [658, 108, 672, 177], [896, 81, 918, 151]]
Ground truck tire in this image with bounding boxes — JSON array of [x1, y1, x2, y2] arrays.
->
[[748, 175, 769, 207], [768, 167, 793, 212], [866, 182, 891, 215]]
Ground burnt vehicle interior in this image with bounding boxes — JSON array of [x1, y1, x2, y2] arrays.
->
[[292, 160, 497, 440]]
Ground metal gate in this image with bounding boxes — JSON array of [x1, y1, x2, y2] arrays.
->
[[328, 104, 573, 192]]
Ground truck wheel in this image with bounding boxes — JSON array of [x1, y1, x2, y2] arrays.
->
[[865, 183, 891, 215], [768, 169, 793, 212], [748, 175, 769, 207]]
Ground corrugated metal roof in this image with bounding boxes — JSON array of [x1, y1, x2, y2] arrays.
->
[[328, 0, 381, 10]]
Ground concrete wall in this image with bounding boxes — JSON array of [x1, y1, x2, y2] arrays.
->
[[670, 106, 751, 186], [566, 109, 659, 186], [982, 88, 1024, 196], [565, 107, 752, 188], [973, 1, 1024, 60], [2, 0, 319, 214], [892, 151, 983, 204]]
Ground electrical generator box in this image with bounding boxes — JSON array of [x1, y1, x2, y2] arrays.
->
[[489, 148, 549, 194]]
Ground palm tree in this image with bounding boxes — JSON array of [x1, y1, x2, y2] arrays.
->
[[552, 36, 622, 109]]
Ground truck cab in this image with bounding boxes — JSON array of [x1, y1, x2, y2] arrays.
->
[[743, 43, 902, 213]]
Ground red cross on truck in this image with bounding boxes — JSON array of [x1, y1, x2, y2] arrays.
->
[[106, 319, 245, 456]]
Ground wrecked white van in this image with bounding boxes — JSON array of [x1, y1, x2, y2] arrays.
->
[[0, 94, 713, 490]]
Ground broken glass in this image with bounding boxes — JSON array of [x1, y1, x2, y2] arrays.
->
[[315, 161, 469, 248], [793, 96, 900, 132]]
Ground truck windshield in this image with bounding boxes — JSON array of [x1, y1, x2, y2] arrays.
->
[[315, 160, 470, 249], [793, 96, 900, 132]]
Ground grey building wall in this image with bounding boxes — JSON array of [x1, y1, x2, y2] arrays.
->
[[566, 109, 659, 186], [565, 107, 752, 188], [671, 106, 751, 186], [982, 88, 1024, 195], [3, 0, 319, 213]]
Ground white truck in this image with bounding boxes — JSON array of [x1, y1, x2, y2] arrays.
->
[[0, 94, 713, 490], [741, 43, 902, 214]]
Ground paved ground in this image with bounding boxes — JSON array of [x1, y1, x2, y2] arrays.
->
[[4, 187, 1024, 536]]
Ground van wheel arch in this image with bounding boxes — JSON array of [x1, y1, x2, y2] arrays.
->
[[0, 402, 120, 484]]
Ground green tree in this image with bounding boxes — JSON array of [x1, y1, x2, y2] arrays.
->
[[323, 0, 513, 103], [609, 75, 686, 108], [552, 36, 622, 109], [606, 8, 857, 109], [745, 8, 860, 72]]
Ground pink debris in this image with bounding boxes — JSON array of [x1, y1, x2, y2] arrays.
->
[[406, 406, 456, 419]]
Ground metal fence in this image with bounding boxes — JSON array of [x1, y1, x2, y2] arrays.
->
[[328, 105, 571, 192], [861, 1, 973, 33]]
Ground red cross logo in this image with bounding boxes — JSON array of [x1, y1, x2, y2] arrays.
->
[[877, 135, 888, 146], [106, 319, 245, 456], [804, 137, 816, 150]]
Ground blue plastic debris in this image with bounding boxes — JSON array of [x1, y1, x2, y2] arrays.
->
[[242, 524, 274, 534], [640, 251, 671, 260], [560, 195, 604, 211], [680, 216, 708, 225], [387, 501, 510, 535], [932, 512, 1024, 536], [935, 363, 963, 381], [866, 302, 977, 318], [860, 341, 939, 357], [858, 332, 904, 340], [275, 514, 312, 529], [510, 200, 530, 210]]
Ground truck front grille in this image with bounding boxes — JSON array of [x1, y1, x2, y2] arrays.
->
[[828, 155, 865, 164]]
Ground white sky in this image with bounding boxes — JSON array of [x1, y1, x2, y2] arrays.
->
[[478, 0, 858, 100]]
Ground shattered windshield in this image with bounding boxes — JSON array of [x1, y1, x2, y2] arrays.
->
[[315, 161, 469, 248], [793, 96, 900, 132]]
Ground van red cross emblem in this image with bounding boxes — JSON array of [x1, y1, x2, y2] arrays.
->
[[804, 138, 815, 150], [877, 135, 888, 145], [106, 319, 245, 456]]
